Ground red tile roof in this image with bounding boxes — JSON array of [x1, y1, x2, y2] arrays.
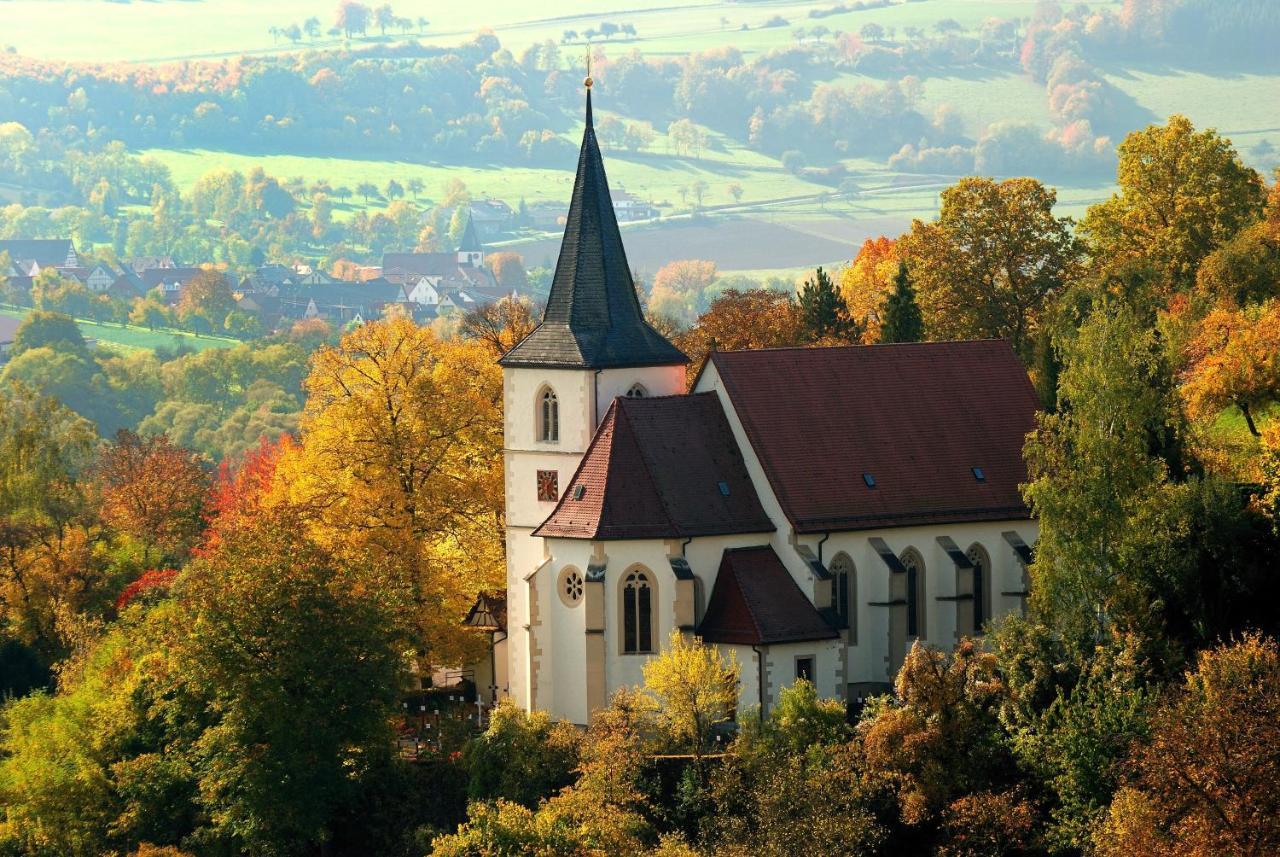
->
[[697, 546, 838, 646], [534, 392, 775, 540], [708, 341, 1039, 533]]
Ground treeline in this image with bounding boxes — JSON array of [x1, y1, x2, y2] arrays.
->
[[0, 308, 326, 458], [0, 33, 575, 167]]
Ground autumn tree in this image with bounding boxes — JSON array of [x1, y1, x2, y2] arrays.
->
[[1095, 634, 1280, 857], [458, 295, 539, 358], [674, 288, 804, 388], [484, 251, 528, 291], [274, 316, 504, 662], [797, 266, 860, 341], [879, 261, 923, 343], [1081, 115, 1266, 298], [90, 430, 210, 564], [1180, 299, 1280, 437], [649, 259, 718, 326], [839, 235, 899, 342], [176, 269, 235, 333], [859, 641, 1024, 844], [642, 631, 739, 766], [900, 177, 1079, 361]]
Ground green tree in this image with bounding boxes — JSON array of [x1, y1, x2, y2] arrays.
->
[[797, 266, 859, 341], [463, 702, 580, 808], [1022, 302, 1186, 641], [1081, 115, 1266, 298], [878, 261, 923, 343], [11, 310, 88, 357]]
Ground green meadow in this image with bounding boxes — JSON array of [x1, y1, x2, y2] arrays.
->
[[0, 308, 240, 354]]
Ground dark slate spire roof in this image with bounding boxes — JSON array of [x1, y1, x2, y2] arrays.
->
[[499, 90, 687, 369], [457, 213, 483, 252]]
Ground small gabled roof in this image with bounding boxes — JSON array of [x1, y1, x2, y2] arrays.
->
[[0, 239, 75, 267], [706, 341, 1039, 533], [534, 392, 774, 540], [499, 90, 686, 370], [698, 546, 838, 646]]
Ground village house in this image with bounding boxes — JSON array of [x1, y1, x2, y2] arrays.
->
[[611, 187, 658, 222], [0, 239, 80, 270], [486, 86, 1039, 723]]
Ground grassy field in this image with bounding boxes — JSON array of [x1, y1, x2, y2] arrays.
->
[[0, 308, 240, 354], [0, 0, 1094, 65]]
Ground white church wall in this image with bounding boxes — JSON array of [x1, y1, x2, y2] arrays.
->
[[791, 520, 1037, 688], [762, 639, 843, 714], [592, 364, 686, 423]]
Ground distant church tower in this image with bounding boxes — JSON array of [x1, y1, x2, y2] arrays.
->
[[456, 213, 484, 268], [497, 81, 688, 711]]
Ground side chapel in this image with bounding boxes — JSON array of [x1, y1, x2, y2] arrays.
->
[[491, 83, 1039, 724]]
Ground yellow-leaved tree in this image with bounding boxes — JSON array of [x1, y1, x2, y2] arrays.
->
[[642, 630, 740, 767], [274, 315, 504, 664]]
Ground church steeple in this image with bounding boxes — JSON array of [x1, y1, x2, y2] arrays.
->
[[499, 87, 687, 369]]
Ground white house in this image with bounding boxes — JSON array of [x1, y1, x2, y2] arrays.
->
[[492, 86, 1039, 725]]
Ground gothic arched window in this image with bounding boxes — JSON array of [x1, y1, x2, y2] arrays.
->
[[966, 544, 992, 633], [538, 387, 559, 443], [901, 549, 926, 639], [830, 552, 856, 643], [622, 568, 654, 654], [626, 383, 648, 398]]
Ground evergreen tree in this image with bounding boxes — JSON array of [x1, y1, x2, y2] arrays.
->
[[878, 262, 923, 344], [797, 266, 859, 341]]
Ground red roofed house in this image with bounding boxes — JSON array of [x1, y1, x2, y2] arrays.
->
[[495, 87, 1040, 725]]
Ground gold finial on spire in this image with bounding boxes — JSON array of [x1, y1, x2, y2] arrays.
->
[[584, 46, 593, 88]]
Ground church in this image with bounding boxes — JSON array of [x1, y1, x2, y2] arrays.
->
[[490, 84, 1040, 725]]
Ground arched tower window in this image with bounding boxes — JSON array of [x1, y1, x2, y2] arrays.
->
[[966, 544, 992, 633], [621, 568, 654, 654], [829, 552, 856, 643], [538, 387, 559, 443], [901, 549, 926, 639], [626, 383, 648, 398]]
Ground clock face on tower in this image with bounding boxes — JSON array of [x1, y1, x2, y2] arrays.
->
[[537, 470, 559, 502]]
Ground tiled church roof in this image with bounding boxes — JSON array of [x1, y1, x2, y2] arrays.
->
[[697, 546, 838, 646], [499, 91, 687, 370], [534, 393, 774, 540], [707, 340, 1039, 533]]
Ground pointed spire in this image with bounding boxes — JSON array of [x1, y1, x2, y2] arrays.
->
[[456, 210, 482, 252], [499, 87, 687, 369]]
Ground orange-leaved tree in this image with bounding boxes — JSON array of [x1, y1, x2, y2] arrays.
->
[[1095, 634, 1280, 857], [675, 288, 805, 388], [839, 235, 900, 343], [274, 316, 504, 663], [1180, 299, 1280, 437], [91, 429, 210, 565]]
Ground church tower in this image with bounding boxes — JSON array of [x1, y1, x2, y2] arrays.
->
[[497, 82, 688, 711], [456, 213, 483, 268]]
